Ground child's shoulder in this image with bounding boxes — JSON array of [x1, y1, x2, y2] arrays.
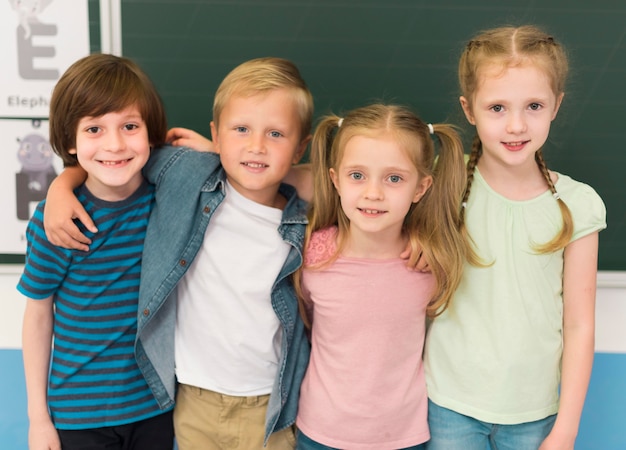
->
[[555, 171, 606, 230], [305, 226, 338, 266], [555, 172, 604, 205]]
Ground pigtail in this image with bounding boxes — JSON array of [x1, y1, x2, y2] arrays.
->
[[460, 134, 482, 226], [533, 150, 574, 252], [409, 124, 475, 316], [294, 115, 343, 329]]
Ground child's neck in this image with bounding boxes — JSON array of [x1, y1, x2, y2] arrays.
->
[[342, 228, 406, 259], [477, 157, 551, 201]]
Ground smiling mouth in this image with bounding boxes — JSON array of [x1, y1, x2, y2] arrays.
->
[[242, 162, 268, 168], [98, 158, 132, 165], [502, 140, 530, 148], [359, 208, 386, 215]]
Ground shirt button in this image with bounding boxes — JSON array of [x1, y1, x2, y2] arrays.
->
[[180, 259, 187, 266], [203, 206, 210, 214], [143, 308, 150, 316]]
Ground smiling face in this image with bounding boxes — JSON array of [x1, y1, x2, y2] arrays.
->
[[211, 88, 309, 209], [330, 134, 431, 244], [70, 105, 150, 201], [460, 63, 563, 171]]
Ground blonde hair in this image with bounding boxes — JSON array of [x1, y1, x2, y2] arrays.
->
[[295, 104, 474, 323], [213, 57, 314, 138], [459, 25, 573, 253]]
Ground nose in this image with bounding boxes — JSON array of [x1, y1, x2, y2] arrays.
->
[[104, 130, 125, 152], [506, 110, 527, 134], [248, 133, 267, 154], [364, 179, 384, 200]]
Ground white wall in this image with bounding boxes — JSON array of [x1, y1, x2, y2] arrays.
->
[[2, 266, 625, 351]]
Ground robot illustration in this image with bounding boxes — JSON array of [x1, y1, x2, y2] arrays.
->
[[15, 132, 57, 220]]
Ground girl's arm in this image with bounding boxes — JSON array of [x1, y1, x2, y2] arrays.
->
[[166, 127, 214, 151], [22, 296, 61, 450], [539, 232, 599, 450], [43, 166, 93, 251]]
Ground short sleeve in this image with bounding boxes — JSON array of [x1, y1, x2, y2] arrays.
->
[[560, 178, 607, 242], [304, 227, 338, 266]]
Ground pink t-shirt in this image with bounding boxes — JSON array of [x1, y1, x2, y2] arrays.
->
[[296, 227, 434, 449]]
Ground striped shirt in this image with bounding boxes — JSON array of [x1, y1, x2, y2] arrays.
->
[[17, 181, 165, 429]]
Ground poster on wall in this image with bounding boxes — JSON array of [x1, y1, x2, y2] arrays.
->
[[0, 119, 65, 254], [0, 0, 90, 118]]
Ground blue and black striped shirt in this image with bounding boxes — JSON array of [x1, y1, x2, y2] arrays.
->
[[17, 181, 166, 429]]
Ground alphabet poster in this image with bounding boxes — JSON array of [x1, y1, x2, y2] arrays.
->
[[0, 0, 88, 255], [0, 0, 90, 118]]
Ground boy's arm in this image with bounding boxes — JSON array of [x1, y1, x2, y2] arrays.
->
[[283, 163, 313, 203], [43, 166, 94, 251], [166, 127, 214, 152], [22, 296, 61, 450]]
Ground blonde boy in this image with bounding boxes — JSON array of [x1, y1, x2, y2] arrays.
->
[[43, 57, 314, 449]]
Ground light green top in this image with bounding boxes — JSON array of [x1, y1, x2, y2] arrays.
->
[[424, 168, 607, 424]]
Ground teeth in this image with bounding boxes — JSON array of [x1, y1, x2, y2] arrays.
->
[[244, 162, 266, 168], [100, 159, 129, 165], [363, 209, 383, 214]]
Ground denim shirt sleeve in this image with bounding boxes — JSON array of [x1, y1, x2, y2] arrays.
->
[[143, 145, 222, 186]]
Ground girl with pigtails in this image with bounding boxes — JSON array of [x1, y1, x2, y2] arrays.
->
[[293, 104, 474, 450], [423, 26, 606, 450]]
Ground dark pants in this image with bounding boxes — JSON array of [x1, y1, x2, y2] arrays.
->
[[57, 410, 174, 450]]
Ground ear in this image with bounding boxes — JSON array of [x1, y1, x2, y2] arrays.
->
[[210, 121, 219, 154], [552, 92, 564, 121], [329, 168, 339, 192], [459, 96, 476, 125], [68, 148, 77, 155], [293, 134, 311, 164], [413, 175, 433, 203]]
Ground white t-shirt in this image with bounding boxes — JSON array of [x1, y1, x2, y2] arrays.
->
[[424, 169, 606, 424], [175, 181, 290, 396]]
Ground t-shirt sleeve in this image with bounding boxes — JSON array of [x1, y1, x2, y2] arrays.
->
[[17, 203, 70, 300], [568, 183, 607, 242]]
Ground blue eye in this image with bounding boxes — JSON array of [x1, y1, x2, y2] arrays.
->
[[235, 126, 248, 133], [388, 175, 402, 183], [349, 172, 364, 181], [269, 131, 283, 138], [491, 105, 503, 112]]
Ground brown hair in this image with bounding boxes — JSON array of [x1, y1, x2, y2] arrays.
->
[[212, 57, 314, 138], [295, 104, 475, 323], [458, 25, 573, 253], [49, 53, 167, 166]]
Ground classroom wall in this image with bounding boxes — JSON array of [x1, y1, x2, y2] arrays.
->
[[2, 1, 625, 449]]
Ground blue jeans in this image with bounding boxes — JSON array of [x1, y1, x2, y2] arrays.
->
[[425, 399, 556, 450], [296, 429, 425, 450]]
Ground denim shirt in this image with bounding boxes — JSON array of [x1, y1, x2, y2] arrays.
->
[[134, 145, 310, 441]]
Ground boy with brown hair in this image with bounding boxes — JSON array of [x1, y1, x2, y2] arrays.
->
[[44, 57, 314, 449], [18, 53, 174, 450]]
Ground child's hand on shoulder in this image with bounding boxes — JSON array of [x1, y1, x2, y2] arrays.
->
[[166, 127, 214, 152], [400, 242, 430, 272]]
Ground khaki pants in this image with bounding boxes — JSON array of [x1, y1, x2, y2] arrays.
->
[[174, 383, 297, 450]]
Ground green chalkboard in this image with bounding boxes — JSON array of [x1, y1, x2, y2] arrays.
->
[[119, 0, 624, 270], [6, 1, 623, 270]]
